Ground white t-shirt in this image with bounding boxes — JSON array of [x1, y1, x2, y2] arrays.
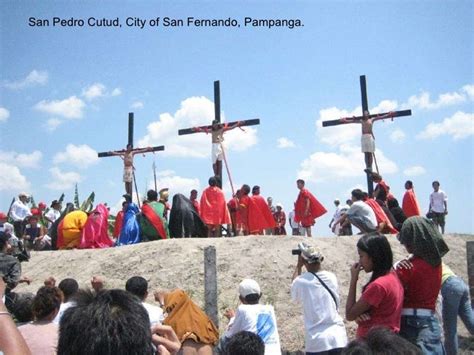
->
[[347, 201, 377, 229], [45, 209, 61, 228], [143, 302, 164, 326], [430, 190, 447, 213], [9, 200, 31, 222], [291, 271, 348, 353], [53, 301, 76, 324], [288, 210, 299, 229], [225, 304, 281, 355]]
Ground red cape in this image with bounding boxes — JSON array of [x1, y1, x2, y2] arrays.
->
[[364, 199, 398, 234], [402, 189, 421, 218], [200, 186, 231, 225], [113, 210, 124, 238], [142, 203, 167, 240], [79, 204, 114, 249], [248, 195, 276, 233], [56, 219, 65, 249], [294, 188, 327, 227]]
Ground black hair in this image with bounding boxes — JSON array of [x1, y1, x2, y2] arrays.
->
[[243, 293, 261, 304], [357, 233, 393, 291], [251, 186, 260, 194], [209, 176, 218, 187], [351, 189, 364, 201], [241, 184, 251, 195], [125, 276, 148, 299], [365, 327, 422, 354], [225, 331, 265, 355], [147, 189, 158, 201], [342, 339, 371, 355], [11, 292, 35, 323], [432, 180, 440, 186], [190, 189, 198, 194], [405, 180, 413, 189], [0, 231, 9, 249], [58, 289, 152, 355], [58, 278, 79, 301], [387, 198, 400, 209], [32, 286, 62, 321], [296, 179, 305, 185]]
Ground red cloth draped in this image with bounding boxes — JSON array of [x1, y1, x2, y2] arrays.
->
[[191, 199, 200, 215], [200, 186, 231, 225], [402, 189, 421, 218], [238, 195, 250, 232], [56, 219, 65, 249], [80, 204, 113, 249], [364, 198, 398, 234], [141, 203, 167, 240], [294, 188, 327, 227], [113, 211, 124, 238], [248, 195, 276, 234]]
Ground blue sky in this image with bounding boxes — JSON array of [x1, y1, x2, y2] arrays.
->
[[1, 0, 473, 235]]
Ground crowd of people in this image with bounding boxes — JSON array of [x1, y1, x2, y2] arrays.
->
[[0, 215, 472, 354]]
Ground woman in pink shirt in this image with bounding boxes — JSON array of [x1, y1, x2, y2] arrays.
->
[[346, 232, 404, 338]]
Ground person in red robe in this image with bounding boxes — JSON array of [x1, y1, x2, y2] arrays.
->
[[273, 203, 287, 235], [363, 194, 398, 234], [248, 186, 276, 235], [402, 180, 421, 218], [227, 190, 242, 236], [238, 185, 251, 235], [113, 201, 126, 239], [79, 204, 114, 249], [294, 179, 327, 237], [190, 189, 200, 216], [200, 176, 231, 238]]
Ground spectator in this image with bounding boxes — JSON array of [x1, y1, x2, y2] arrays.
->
[[428, 181, 448, 234], [222, 279, 281, 354], [18, 286, 61, 354], [333, 189, 377, 234], [125, 276, 164, 326], [328, 199, 342, 235], [225, 331, 265, 355], [273, 203, 287, 236], [54, 278, 79, 324], [9, 192, 32, 238], [291, 242, 348, 354]]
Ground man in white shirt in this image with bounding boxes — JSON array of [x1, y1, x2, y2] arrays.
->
[[54, 278, 79, 324], [9, 192, 31, 238], [333, 189, 377, 234], [291, 243, 348, 354], [429, 180, 448, 233], [328, 199, 342, 236], [288, 208, 301, 236], [223, 279, 281, 355], [44, 200, 62, 229], [125, 276, 163, 326]]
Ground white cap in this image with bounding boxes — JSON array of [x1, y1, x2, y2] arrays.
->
[[276, 202, 283, 208], [299, 242, 324, 264], [19, 192, 29, 197], [239, 279, 261, 297]]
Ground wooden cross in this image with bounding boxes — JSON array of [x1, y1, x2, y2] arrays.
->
[[97, 112, 165, 200], [178, 81, 260, 187], [322, 75, 412, 196]]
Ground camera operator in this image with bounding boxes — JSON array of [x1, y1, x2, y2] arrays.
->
[[291, 243, 347, 354], [0, 232, 31, 310]]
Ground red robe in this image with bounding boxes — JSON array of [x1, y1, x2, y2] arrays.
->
[[364, 198, 398, 234], [227, 198, 242, 231], [79, 204, 114, 249], [191, 199, 200, 216], [402, 189, 421, 218], [294, 188, 327, 227], [248, 195, 276, 234], [200, 186, 231, 225], [113, 210, 124, 238], [238, 195, 251, 233], [141, 202, 168, 240]]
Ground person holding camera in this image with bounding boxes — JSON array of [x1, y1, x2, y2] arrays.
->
[[291, 243, 347, 354]]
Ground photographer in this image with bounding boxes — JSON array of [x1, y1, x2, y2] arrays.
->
[[291, 243, 347, 354], [0, 232, 31, 310]]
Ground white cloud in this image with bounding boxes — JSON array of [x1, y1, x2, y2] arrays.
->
[[82, 83, 122, 100], [371, 100, 398, 114], [138, 96, 258, 158], [34, 96, 85, 119], [0, 150, 43, 168], [297, 144, 398, 183], [277, 137, 296, 148], [46, 167, 82, 190], [316, 106, 361, 147], [405, 84, 473, 110], [417, 111, 474, 140], [53, 144, 99, 168], [0, 162, 30, 191], [131, 101, 144, 109], [3, 70, 48, 90], [148, 170, 200, 198], [390, 128, 406, 143], [45, 118, 63, 132], [403, 166, 426, 177], [0, 107, 10, 122]]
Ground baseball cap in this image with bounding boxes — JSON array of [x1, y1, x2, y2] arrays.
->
[[298, 242, 324, 264], [0, 212, 7, 219], [239, 279, 261, 298]]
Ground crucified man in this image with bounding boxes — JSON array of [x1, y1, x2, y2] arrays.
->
[[341, 110, 395, 172], [107, 144, 155, 196]]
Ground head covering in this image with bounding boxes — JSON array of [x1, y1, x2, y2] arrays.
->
[[0, 212, 7, 220], [239, 279, 261, 297], [276, 202, 283, 209], [159, 188, 169, 200], [398, 216, 449, 266], [51, 200, 59, 207], [299, 242, 324, 264], [30, 208, 41, 216], [19, 192, 29, 198], [122, 194, 132, 203]]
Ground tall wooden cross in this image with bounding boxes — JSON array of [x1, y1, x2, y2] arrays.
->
[[97, 112, 165, 201], [322, 75, 412, 196], [178, 81, 260, 187]]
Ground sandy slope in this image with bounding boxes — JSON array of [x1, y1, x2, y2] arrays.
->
[[17, 234, 474, 353]]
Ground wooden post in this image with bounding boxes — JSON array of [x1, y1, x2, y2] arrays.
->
[[467, 241, 474, 307], [204, 246, 218, 327]]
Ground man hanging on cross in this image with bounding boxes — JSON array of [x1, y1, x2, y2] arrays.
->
[[340, 109, 396, 172]]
